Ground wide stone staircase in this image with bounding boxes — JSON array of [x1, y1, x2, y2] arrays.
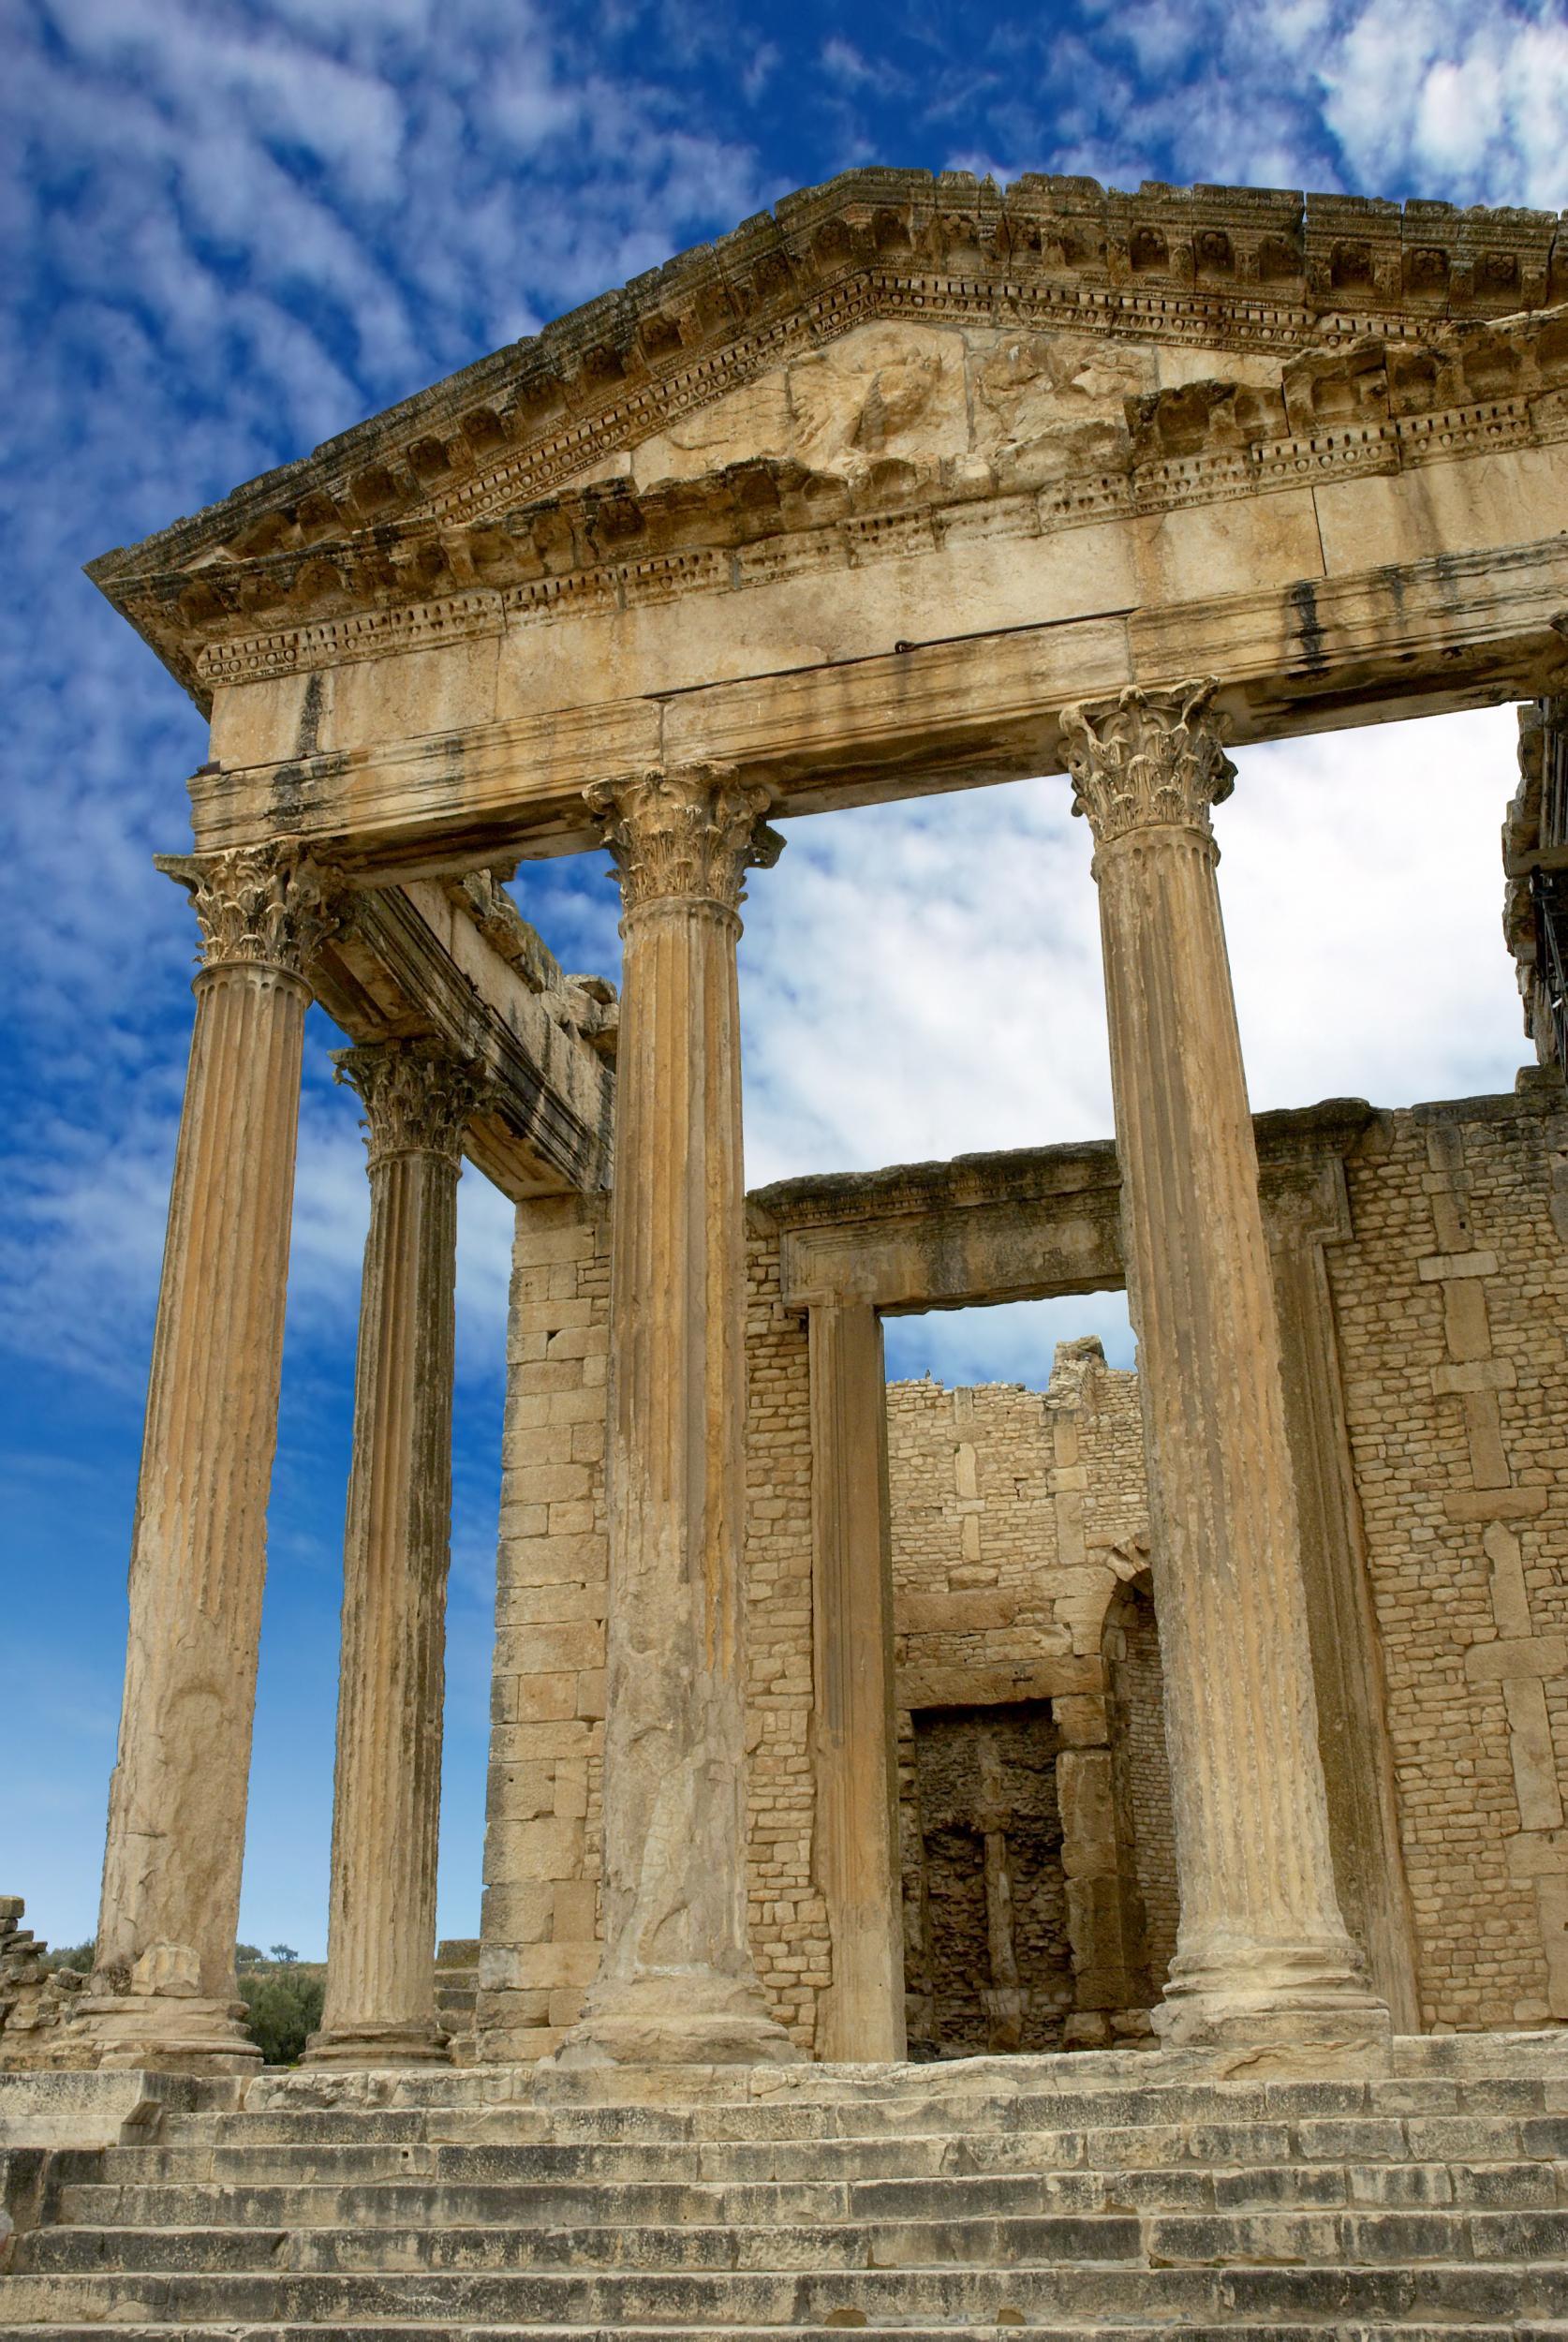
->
[[6, 2044, 1568, 2337]]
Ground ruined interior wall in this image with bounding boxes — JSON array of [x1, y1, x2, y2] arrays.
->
[[480, 1080, 1568, 2058], [886, 1361, 1147, 1712], [0, 1902, 88, 2071], [477, 1199, 824, 2061], [885, 1358, 1166, 2056], [1331, 1079, 1568, 2033]]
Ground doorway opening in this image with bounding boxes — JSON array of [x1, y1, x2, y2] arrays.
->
[[883, 1293, 1173, 2056]]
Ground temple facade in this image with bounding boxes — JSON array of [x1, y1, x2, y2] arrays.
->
[[6, 167, 1568, 2083]]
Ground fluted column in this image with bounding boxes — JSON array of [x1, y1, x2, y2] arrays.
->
[[1061, 681, 1388, 2052], [306, 1041, 481, 2067], [82, 843, 339, 2071], [556, 763, 801, 2067]]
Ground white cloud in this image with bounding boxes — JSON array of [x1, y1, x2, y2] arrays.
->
[[935, 0, 1568, 210], [738, 705, 1525, 1196]]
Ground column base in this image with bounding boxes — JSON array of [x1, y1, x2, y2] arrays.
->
[[303, 2021, 451, 2069], [1152, 1942, 1392, 2059], [73, 1992, 261, 2076], [553, 1971, 806, 2068]]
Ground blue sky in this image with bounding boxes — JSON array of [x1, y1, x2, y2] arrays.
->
[[3, 0, 1564, 1959]]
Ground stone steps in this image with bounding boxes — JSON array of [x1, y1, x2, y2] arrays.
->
[[57, 2114, 1568, 2190], [49, 2157, 1568, 2228], [9, 2051, 1568, 2335], [7, 2258, 1568, 2325], [9, 2329, 1568, 2342], [21, 2208, 1568, 2274]]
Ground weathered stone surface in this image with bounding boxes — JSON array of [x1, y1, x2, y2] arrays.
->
[[1061, 680, 1386, 2054], [554, 767, 799, 2069], [80, 845, 343, 2074], [306, 1041, 481, 2069]]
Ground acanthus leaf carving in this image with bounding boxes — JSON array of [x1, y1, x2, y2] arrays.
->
[[1061, 679, 1236, 849], [333, 1039, 487, 1169], [585, 763, 784, 917], [155, 841, 346, 980]]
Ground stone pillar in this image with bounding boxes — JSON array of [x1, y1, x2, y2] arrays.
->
[[1262, 1158, 1422, 2034], [556, 763, 800, 2067], [81, 843, 339, 2071], [809, 1298, 905, 2063], [306, 1041, 481, 2068], [1061, 680, 1387, 2053], [1058, 1733, 1150, 2049]]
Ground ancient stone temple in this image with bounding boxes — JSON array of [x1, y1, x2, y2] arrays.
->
[[8, 166, 1568, 2334]]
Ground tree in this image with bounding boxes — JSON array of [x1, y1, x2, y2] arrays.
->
[[43, 1941, 95, 1974], [268, 1943, 299, 1965], [239, 1967, 324, 2065]]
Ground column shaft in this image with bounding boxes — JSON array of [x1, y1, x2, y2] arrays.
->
[[84, 845, 337, 2071], [308, 1043, 477, 2066], [809, 1299, 905, 2063], [1063, 681, 1387, 2052], [557, 764, 800, 2067]]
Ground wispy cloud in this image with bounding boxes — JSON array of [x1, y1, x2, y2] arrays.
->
[[920, 0, 1568, 207]]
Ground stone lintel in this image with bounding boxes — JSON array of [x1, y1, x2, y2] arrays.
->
[[185, 538, 1568, 872], [761, 1100, 1377, 1314], [896, 1657, 1103, 1710], [313, 878, 613, 1199]]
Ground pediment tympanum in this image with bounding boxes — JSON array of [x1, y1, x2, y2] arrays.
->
[[89, 170, 1568, 708]]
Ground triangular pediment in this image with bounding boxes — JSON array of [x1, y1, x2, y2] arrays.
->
[[87, 167, 1567, 707]]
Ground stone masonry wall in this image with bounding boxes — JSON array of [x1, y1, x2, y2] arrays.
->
[[886, 1355, 1147, 1717], [481, 1080, 1568, 2056], [478, 1198, 826, 2061], [1331, 1078, 1568, 2033], [477, 1194, 610, 2065]]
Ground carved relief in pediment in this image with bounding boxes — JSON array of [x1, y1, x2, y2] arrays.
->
[[565, 319, 1249, 511]]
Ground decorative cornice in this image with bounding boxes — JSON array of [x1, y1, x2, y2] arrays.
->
[[585, 764, 784, 917], [149, 299, 1568, 696], [89, 174, 1565, 574], [1061, 679, 1236, 848], [155, 841, 345, 979], [333, 1039, 485, 1168]]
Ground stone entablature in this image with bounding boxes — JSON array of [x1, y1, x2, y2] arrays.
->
[[158, 304, 1568, 696], [87, 172, 1568, 696]]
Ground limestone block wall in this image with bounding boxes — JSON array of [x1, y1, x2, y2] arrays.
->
[[1331, 1079, 1568, 2033], [478, 1199, 827, 2061], [478, 1197, 610, 2065], [480, 1080, 1568, 2057], [886, 1355, 1147, 1714]]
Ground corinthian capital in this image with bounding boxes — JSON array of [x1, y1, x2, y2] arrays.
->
[[156, 842, 346, 978], [1061, 680, 1236, 849], [584, 764, 784, 917], [333, 1040, 485, 1169]]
